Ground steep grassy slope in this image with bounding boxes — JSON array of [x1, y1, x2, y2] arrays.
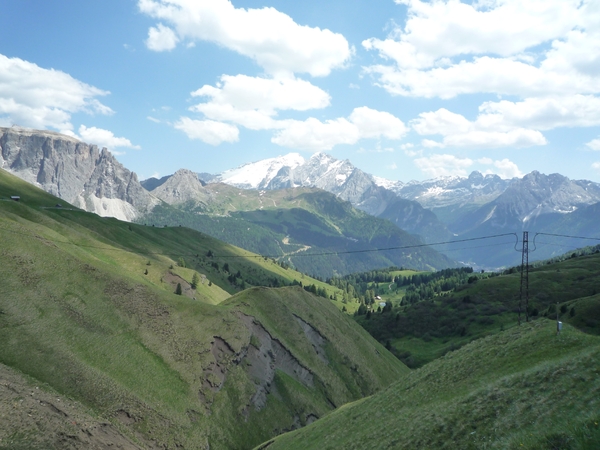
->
[[140, 186, 455, 277], [0, 169, 407, 449], [262, 320, 600, 449]]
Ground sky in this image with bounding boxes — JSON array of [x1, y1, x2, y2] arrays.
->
[[1, 0, 600, 183]]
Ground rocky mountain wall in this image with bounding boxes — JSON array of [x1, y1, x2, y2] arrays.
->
[[0, 127, 158, 221]]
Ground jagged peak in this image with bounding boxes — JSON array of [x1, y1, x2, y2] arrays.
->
[[172, 168, 201, 179]]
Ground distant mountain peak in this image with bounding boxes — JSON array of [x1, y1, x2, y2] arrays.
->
[[151, 168, 209, 205], [218, 153, 305, 189]]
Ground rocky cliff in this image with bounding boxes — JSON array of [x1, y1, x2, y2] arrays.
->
[[150, 168, 213, 206], [0, 127, 158, 221]]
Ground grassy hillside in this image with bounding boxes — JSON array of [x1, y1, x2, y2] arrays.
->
[[0, 169, 407, 449], [139, 186, 455, 277], [261, 319, 600, 449], [348, 251, 600, 367]]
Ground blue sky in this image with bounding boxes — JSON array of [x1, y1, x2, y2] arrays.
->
[[1, 0, 600, 183]]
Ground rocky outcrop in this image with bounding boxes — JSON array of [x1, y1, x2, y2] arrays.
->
[[0, 127, 159, 221], [149, 168, 213, 206]]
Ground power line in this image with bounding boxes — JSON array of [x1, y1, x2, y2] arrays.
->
[[534, 232, 600, 242], [0, 222, 518, 260], [214, 233, 520, 259]]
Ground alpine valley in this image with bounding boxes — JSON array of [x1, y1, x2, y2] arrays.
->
[[1, 127, 600, 449]]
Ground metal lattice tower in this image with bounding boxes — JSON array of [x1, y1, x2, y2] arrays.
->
[[519, 231, 530, 324]]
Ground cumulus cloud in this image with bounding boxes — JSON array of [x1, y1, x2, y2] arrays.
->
[[138, 0, 352, 77], [364, 0, 598, 99], [272, 107, 408, 151], [78, 125, 140, 150], [587, 138, 600, 151], [174, 117, 239, 145], [413, 154, 474, 178], [478, 95, 600, 130], [593, 162, 600, 171], [0, 54, 112, 131], [412, 108, 547, 149], [146, 23, 179, 51], [349, 106, 408, 140], [184, 74, 406, 151], [189, 74, 330, 130], [478, 157, 523, 179], [362, 0, 600, 149], [272, 117, 358, 151]]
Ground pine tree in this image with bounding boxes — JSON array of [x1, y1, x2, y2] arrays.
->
[[175, 283, 182, 295], [191, 272, 199, 290]]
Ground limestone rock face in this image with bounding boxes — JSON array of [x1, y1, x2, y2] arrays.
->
[[0, 127, 159, 221]]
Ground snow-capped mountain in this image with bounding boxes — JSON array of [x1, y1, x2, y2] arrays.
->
[[216, 152, 393, 214], [212, 152, 451, 243], [396, 171, 513, 211], [217, 153, 305, 189]]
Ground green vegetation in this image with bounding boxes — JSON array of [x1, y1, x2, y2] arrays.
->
[[262, 320, 600, 449], [138, 187, 454, 278], [335, 252, 600, 368], [0, 169, 406, 449]]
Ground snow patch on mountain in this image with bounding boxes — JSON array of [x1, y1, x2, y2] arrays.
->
[[372, 175, 403, 192], [218, 153, 305, 189]]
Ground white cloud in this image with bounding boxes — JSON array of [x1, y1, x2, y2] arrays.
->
[[138, 0, 352, 77], [593, 161, 600, 171], [478, 95, 600, 131], [174, 117, 239, 145], [421, 139, 444, 148], [489, 158, 523, 179], [349, 106, 408, 140], [272, 107, 407, 151], [364, 0, 600, 106], [412, 108, 547, 149], [147, 116, 161, 123], [413, 154, 473, 178], [479, 157, 523, 179], [272, 117, 358, 151], [189, 74, 330, 130], [146, 23, 179, 51], [443, 129, 546, 148], [0, 54, 112, 131], [186, 74, 407, 151], [376, 0, 583, 66], [78, 125, 140, 150], [587, 138, 600, 151]]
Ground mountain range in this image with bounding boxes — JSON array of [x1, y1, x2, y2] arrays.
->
[[202, 152, 600, 267], [3, 126, 600, 270]]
